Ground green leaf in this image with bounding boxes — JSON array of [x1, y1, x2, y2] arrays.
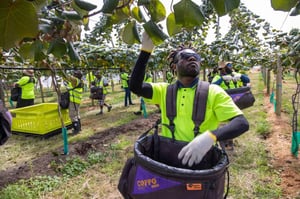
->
[[83, 17, 90, 31], [67, 41, 81, 62], [18, 40, 45, 61], [210, 0, 240, 17], [108, 6, 131, 24], [14, 55, 23, 63], [74, 0, 97, 11], [61, 10, 82, 20], [101, 0, 119, 14], [19, 43, 34, 60], [290, 1, 300, 16], [138, 0, 150, 6], [31, 0, 47, 11], [47, 38, 67, 58], [121, 21, 141, 45], [166, 13, 182, 36], [71, 0, 89, 18], [146, 0, 166, 22], [143, 21, 168, 46], [32, 40, 46, 61], [173, 0, 205, 28], [0, 0, 39, 50], [271, 0, 298, 11], [131, 6, 146, 23]]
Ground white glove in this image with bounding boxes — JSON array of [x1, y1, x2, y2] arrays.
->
[[232, 74, 241, 81], [141, 32, 154, 53], [178, 131, 216, 167], [222, 75, 232, 82]]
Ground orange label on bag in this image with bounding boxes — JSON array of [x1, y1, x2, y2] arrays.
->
[[186, 183, 202, 190]]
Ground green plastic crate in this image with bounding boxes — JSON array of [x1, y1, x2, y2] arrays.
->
[[10, 103, 71, 136]]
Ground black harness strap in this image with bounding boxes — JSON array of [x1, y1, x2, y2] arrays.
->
[[166, 83, 177, 140], [192, 81, 209, 137], [165, 80, 209, 140]]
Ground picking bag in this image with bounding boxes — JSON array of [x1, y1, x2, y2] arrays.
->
[[90, 86, 103, 100], [0, 100, 12, 145], [11, 78, 32, 101], [59, 91, 70, 109], [225, 86, 255, 110], [118, 127, 229, 199], [10, 87, 21, 101]]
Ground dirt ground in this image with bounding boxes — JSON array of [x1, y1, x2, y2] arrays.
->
[[263, 94, 300, 198], [0, 94, 299, 198]]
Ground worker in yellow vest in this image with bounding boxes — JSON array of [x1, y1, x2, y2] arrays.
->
[[15, 69, 36, 108], [64, 70, 84, 134]]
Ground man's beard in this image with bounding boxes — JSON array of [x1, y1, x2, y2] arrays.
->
[[178, 63, 199, 78]]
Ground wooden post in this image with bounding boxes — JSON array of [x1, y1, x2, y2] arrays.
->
[[267, 68, 271, 95], [263, 67, 267, 86], [110, 73, 114, 92], [163, 67, 167, 83], [37, 76, 45, 103], [275, 54, 282, 116], [202, 66, 206, 81], [0, 80, 5, 105]]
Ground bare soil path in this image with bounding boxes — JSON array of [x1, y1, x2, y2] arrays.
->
[[264, 94, 300, 198]]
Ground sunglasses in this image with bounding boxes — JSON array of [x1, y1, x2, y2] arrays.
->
[[174, 51, 201, 63], [226, 63, 232, 68]]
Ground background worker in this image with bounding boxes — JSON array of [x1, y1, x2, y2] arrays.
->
[[63, 70, 84, 134], [130, 32, 249, 167], [120, 68, 134, 107], [134, 71, 153, 116], [85, 70, 96, 91], [166, 70, 174, 84], [211, 61, 250, 89], [15, 69, 36, 108], [94, 71, 112, 115], [211, 61, 251, 150], [207, 66, 219, 83]]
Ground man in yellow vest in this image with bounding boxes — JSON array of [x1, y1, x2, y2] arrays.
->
[[15, 69, 36, 108], [95, 71, 112, 115], [64, 70, 84, 134], [211, 61, 250, 89], [120, 68, 134, 107], [211, 61, 250, 150], [85, 70, 96, 90]]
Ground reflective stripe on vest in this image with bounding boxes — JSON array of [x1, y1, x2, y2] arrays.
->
[[68, 80, 82, 104]]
